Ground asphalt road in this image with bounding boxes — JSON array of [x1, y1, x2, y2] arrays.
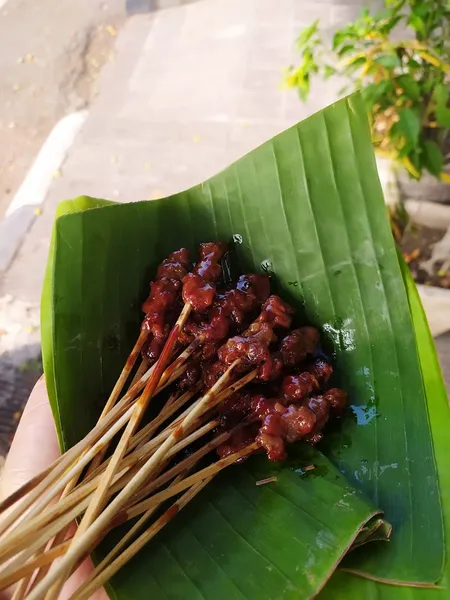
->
[[0, 0, 125, 219]]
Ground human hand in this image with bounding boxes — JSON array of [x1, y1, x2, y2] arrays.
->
[[1, 377, 109, 600]]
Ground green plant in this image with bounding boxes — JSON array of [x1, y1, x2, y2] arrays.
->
[[284, 0, 450, 180]]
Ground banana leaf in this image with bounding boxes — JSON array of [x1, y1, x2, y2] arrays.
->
[[41, 94, 446, 598], [44, 201, 387, 600], [318, 258, 450, 598]]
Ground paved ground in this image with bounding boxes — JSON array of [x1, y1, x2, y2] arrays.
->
[[2, 0, 380, 300], [0, 0, 448, 453], [0, 0, 125, 219]]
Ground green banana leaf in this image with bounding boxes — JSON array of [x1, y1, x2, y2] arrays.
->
[[41, 93, 447, 598], [319, 258, 450, 598], [44, 201, 387, 600]]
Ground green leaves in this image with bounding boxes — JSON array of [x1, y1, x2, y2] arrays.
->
[[374, 54, 401, 69], [397, 74, 420, 100], [296, 19, 319, 49], [436, 105, 450, 128], [286, 0, 450, 180], [434, 83, 449, 107], [397, 107, 420, 143], [42, 94, 446, 599], [390, 107, 421, 156], [422, 140, 444, 177], [361, 80, 394, 109], [433, 83, 450, 128]]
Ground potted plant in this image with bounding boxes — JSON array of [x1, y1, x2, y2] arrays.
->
[[284, 0, 450, 202]]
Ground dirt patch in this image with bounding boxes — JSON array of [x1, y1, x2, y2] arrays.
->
[[400, 224, 450, 289]]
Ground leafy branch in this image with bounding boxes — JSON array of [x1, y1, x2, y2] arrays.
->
[[284, 0, 450, 180]]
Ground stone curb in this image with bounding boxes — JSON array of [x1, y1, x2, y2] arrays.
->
[[404, 199, 450, 231], [0, 111, 88, 274], [418, 284, 450, 338]]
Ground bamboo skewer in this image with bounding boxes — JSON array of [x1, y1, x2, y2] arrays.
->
[[20, 355, 171, 598], [0, 364, 256, 595], [121, 425, 234, 511], [38, 308, 194, 599], [0, 451, 69, 515], [71, 478, 212, 600], [0, 502, 82, 590], [29, 348, 196, 595], [129, 357, 150, 388], [27, 358, 238, 600], [1, 312, 265, 593], [123, 442, 258, 521], [0, 366, 255, 564], [0, 246, 284, 597], [3, 542, 70, 595], [99, 329, 148, 421], [86, 338, 197, 476], [0, 423, 234, 591], [0, 416, 219, 572], [74, 459, 194, 597], [0, 340, 196, 522], [1, 406, 254, 594], [0, 422, 113, 541], [122, 367, 256, 460], [71, 443, 256, 600], [0, 341, 194, 549], [29, 339, 158, 595], [74, 304, 193, 536], [0, 410, 134, 565]]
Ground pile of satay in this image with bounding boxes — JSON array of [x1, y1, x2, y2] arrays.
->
[[0, 242, 348, 600]]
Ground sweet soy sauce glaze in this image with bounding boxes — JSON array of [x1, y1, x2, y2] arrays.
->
[[139, 241, 350, 466]]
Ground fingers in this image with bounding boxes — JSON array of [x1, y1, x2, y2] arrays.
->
[[1, 377, 60, 500], [61, 557, 110, 600]]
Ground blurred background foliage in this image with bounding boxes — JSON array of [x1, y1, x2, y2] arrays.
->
[[284, 0, 450, 181]]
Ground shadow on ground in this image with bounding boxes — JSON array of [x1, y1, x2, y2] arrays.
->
[[0, 344, 42, 456]]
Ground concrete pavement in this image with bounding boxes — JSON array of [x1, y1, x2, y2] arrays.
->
[[1, 0, 379, 300], [0, 0, 125, 220], [0, 0, 447, 451]]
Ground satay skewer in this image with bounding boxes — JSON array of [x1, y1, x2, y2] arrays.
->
[[1, 348, 198, 599], [73, 303, 193, 530], [0, 339, 196, 529], [0, 242, 346, 598], [26, 357, 239, 600], [72, 478, 212, 600], [1, 454, 203, 594], [26, 347, 196, 596], [44, 243, 227, 598], [1, 365, 256, 565], [4, 428, 253, 597], [2, 320, 316, 594], [72, 442, 258, 600], [2, 260, 266, 553], [10, 293, 288, 594], [1, 352, 338, 578], [48, 244, 226, 600], [0, 421, 239, 591], [0, 421, 223, 588], [0, 417, 222, 568]]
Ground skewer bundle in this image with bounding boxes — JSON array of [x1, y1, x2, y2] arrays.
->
[[0, 242, 349, 599]]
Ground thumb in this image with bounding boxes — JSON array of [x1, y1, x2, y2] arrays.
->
[[1, 377, 60, 500]]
